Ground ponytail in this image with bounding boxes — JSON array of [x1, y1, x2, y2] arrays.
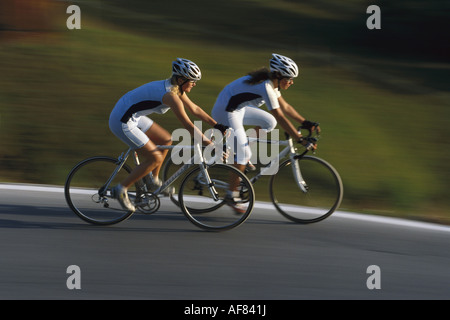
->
[[169, 76, 183, 96], [245, 67, 280, 85]]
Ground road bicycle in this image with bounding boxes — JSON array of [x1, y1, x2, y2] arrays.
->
[[163, 127, 343, 224], [64, 140, 255, 231]]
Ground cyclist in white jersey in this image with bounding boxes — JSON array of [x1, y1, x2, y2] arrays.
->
[[211, 54, 320, 212], [109, 58, 227, 212]]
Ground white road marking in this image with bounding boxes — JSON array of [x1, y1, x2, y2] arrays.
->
[[1, 183, 449, 233]]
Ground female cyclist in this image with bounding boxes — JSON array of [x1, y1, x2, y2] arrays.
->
[[109, 58, 227, 212], [211, 53, 320, 212]]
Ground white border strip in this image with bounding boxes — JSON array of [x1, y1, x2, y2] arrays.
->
[[1, 183, 449, 233], [253, 201, 450, 233]]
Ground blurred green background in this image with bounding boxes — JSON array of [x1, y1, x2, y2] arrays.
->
[[1, 0, 449, 223]]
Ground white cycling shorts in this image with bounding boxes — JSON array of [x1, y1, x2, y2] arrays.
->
[[212, 106, 277, 164], [109, 112, 153, 149]]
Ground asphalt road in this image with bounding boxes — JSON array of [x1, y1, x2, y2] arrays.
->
[[1, 184, 449, 300]]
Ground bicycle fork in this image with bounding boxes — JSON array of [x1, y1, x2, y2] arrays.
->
[[289, 140, 309, 193], [195, 143, 220, 201]]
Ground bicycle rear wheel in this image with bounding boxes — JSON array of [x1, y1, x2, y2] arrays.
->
[[178, 164, 254, 231], [270, 156, 343, 224], [64, 156, 136, 225]]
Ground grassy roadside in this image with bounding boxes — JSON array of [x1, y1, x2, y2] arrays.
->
[[1, 1, 449, 223]]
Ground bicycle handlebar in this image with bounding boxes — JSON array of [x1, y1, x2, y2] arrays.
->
[[284, 123, 320, 141]]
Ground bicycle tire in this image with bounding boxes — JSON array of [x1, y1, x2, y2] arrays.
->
[[64, 156, 136, 225], [162, 156, 225, 214], [270, 156, 343, 224], [178, 164, 255, 231]]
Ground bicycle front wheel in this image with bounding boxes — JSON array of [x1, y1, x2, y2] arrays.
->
[[270, 156, 343, 224], [178, 164, 255, 231], [64, 157, 135, 225], [162, 154, 223, 214]]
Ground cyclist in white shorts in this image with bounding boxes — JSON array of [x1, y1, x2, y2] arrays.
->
[[109, 58, 227, 212], [211, 53, 320, 212]]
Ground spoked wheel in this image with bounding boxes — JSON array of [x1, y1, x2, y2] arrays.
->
[[64, 157, 136, 225], [178, 164, 255, 231], [270, 156, 343, 224], [162, 154, 223, 214]]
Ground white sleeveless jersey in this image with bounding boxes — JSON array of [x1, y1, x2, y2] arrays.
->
[[114, 79, 173, 123], [212, 75, 281, 113]]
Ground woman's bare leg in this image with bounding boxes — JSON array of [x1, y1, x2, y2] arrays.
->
[[144, 122, 172, 180]]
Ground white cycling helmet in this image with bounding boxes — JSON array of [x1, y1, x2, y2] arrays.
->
[[269, 53, 299, 78], [172, 58, 202, 81]]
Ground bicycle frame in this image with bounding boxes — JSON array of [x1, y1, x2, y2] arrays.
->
[[98, 148, 133, 196], [246, 136, 309, 193], [106, 142, 221, 202], [156, 143, 220, 201]]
